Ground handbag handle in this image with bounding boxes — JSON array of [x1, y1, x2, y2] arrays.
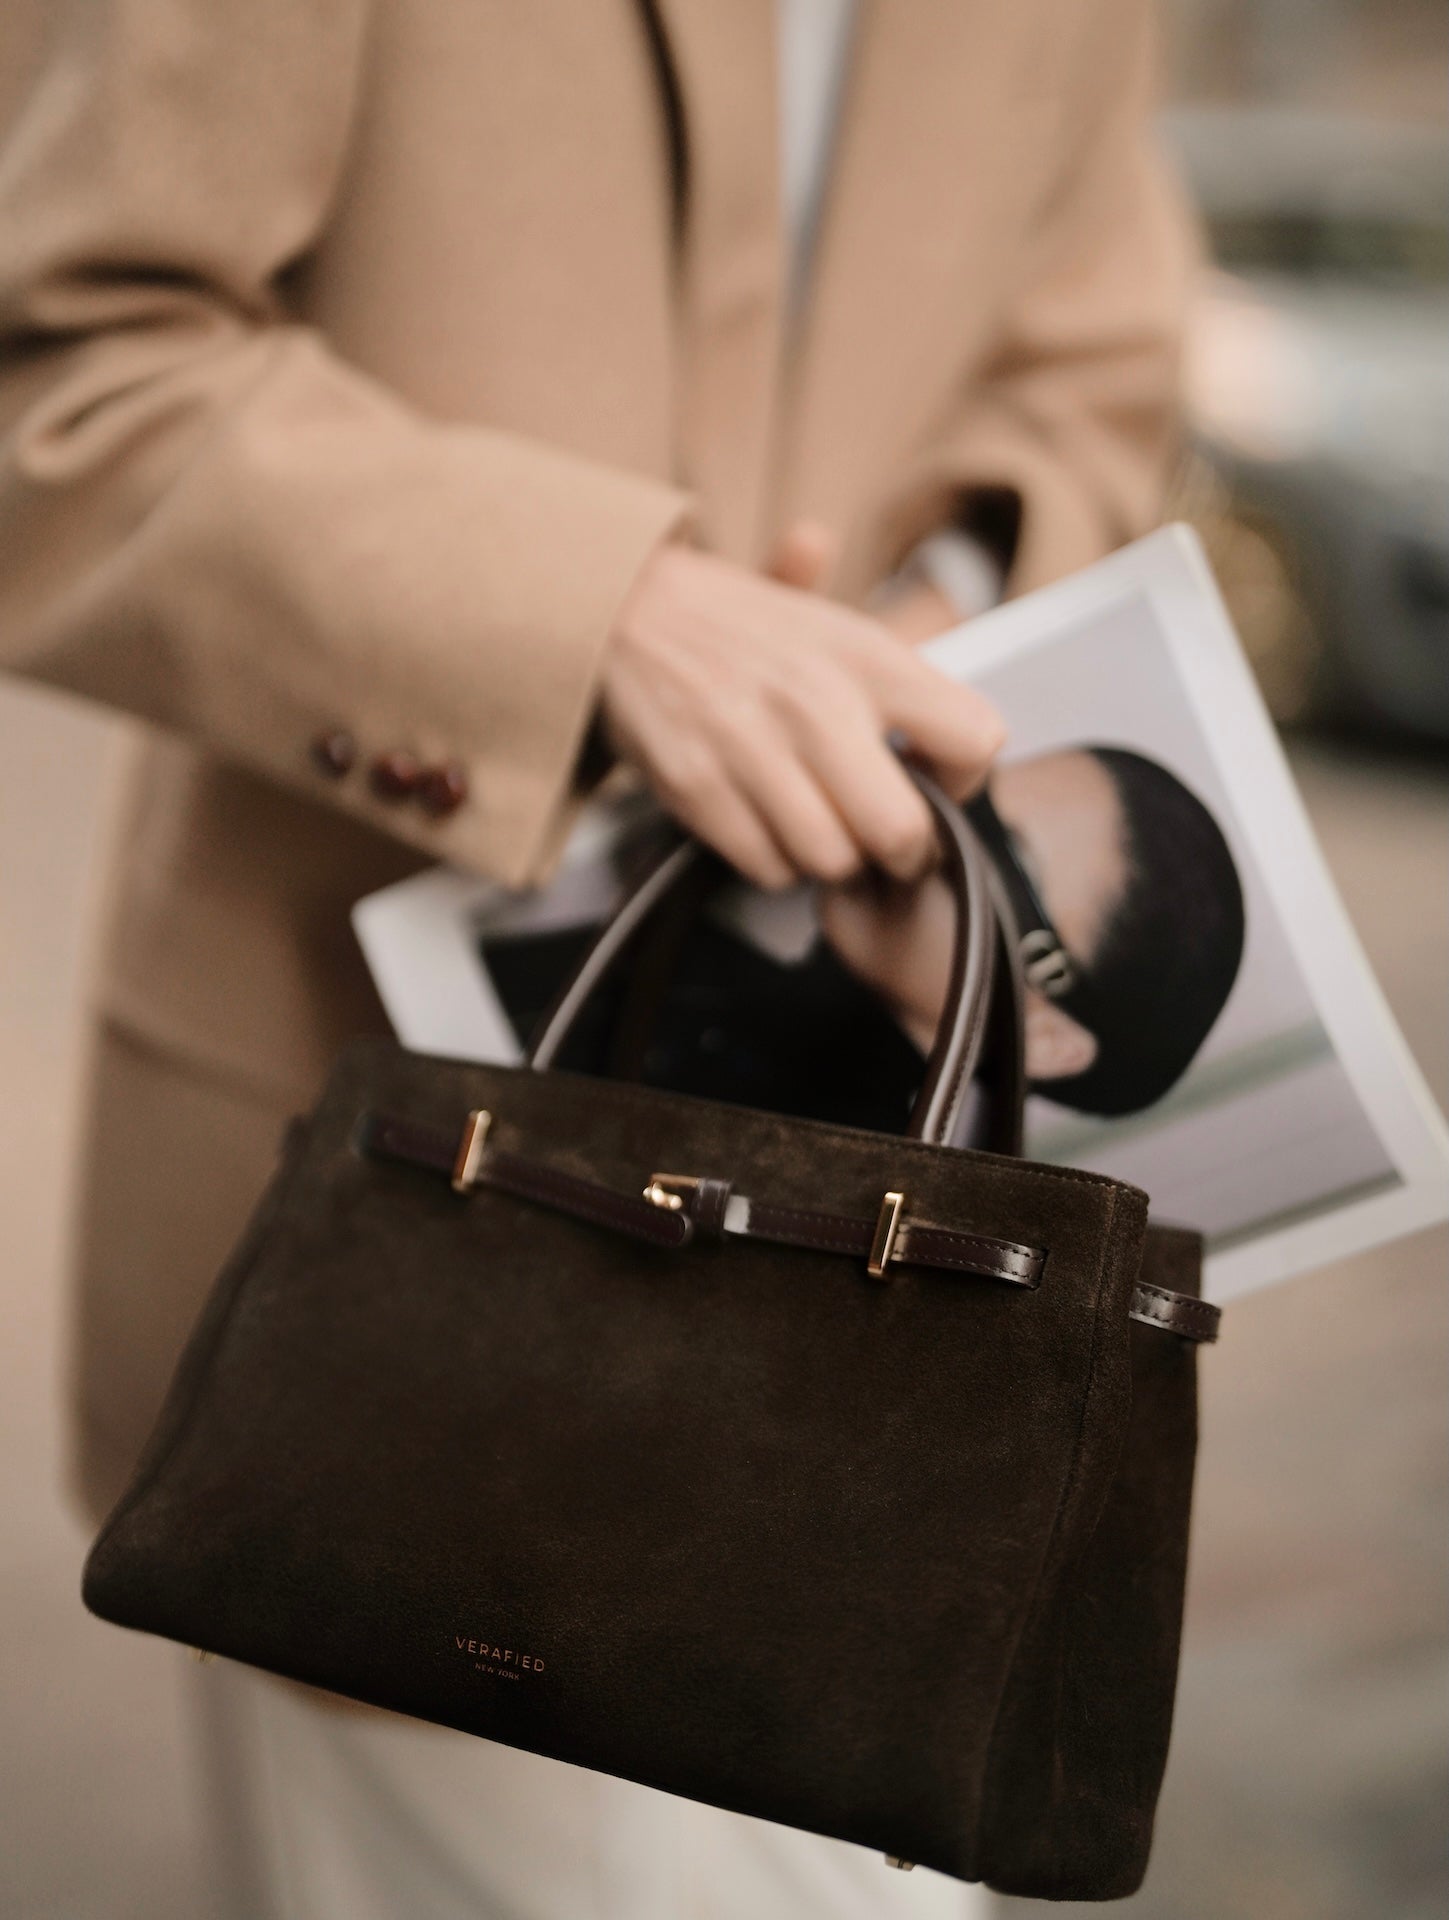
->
[[600, 817, 1030, 1157], [527, 763, 999, 1151]]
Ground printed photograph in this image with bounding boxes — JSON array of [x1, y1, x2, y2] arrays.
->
[[352, 531, 1441, 1302], [954, 585, 1399, 1250]]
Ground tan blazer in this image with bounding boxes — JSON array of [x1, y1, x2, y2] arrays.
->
[[0, 0, 1195, 1510]]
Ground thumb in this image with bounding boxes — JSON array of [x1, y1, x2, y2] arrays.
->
[[765, 519, 839, 593]]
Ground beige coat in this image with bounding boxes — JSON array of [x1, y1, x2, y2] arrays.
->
[[0, 0, 1195, 1512]]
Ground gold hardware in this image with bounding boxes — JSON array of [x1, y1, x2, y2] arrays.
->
[[884, 1856, 915, 1871], [451, 1108, 492, 1194], [867, 1191, 907, 1279], [643, 1173, 698, 1211]]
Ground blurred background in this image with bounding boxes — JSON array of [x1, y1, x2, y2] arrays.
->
[[1169, 0, 1447, 752], [1, 2, 1443, 1914]]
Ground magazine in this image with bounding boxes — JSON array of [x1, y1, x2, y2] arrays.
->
[[352, 525, 1448, 1301]]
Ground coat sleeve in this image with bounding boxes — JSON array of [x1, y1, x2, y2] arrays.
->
[[867, 0, 1200, 598], [0, 3, 689, 888]]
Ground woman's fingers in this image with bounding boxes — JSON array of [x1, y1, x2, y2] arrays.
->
[[861, 643, 1007, 800], [613, 693, 797, 891], [795, 701, 938, 882], [602, 544, 1005, 891], [722, 714, 866, 883], [672, 774, 796, 891]]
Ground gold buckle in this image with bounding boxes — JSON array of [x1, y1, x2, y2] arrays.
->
[[867, 1191, 907, 1279], [451, 1109, 492, 1193], [643, 1173, 698, 1212]]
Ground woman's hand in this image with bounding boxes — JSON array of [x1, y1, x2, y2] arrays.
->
[[811, 552, 973, 1051], [600, 539, 1004, 892], [764, 522, 987, 1052], [873, 576, 961, 647]]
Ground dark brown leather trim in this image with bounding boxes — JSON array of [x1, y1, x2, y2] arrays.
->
[[362, 1109, 1224, 1336], [898, 1222, 1042, 1287], [360, 1111, 1043, 1289], [362, 1114, 694, 1251], [488, 1148, 696, 1250], [740, 1201, 1042, 1289], [689, 1175, 734, 1238], [361, 1112, 455, 1176], [526, 837, 700, 1074], [740, 1199, 878, 1259], [908, 772, 998, 1148], [1128, 1281, 1220, 1344]]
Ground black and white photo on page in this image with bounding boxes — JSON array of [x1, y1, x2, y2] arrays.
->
[[352, 527, 1449, 1303]]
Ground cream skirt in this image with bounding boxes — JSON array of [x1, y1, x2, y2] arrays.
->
[[188, 1655, 992, 1920]]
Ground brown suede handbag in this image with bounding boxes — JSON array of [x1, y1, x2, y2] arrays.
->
[[83, 772, 1218, 1900]]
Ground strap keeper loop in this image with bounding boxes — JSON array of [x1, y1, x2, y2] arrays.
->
[[867, 1191, 907, 1280], [451, 1109, 492, 1193]]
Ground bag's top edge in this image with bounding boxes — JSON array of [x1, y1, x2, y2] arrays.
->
[[328, 1035, 1151, 1212]]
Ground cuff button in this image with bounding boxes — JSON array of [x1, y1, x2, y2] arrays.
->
[[369, 749, 423, 800], [418, 761, 469, 818], [310, 728, 356, 778]]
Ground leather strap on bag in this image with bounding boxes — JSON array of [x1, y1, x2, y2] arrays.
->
[[401, 757, 1219, 1343], [358, 1111, 1219, 1343], [528, 765, 999, 1152]]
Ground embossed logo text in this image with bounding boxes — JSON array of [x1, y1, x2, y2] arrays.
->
[[454, 1634, 546, 1681]]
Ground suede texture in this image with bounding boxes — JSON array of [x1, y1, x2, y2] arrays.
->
[[83, 1037, 1200, 1896], [976, 1223, 1203, 1898]]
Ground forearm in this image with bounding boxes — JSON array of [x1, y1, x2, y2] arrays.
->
[[0, 1, 689, 887], [0, 317, 686, 884]]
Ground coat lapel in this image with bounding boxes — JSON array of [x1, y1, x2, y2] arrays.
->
[[647, 0, 1048, 577], [648, 0, 786, 563], [771, 2, 1047, 585]]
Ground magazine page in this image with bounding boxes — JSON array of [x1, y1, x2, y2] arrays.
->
[[353, 526, 1448, 1301], [922, 525, 1448, 1298]]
